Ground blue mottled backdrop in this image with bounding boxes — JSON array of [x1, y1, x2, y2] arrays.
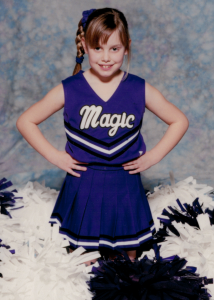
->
[[1, 0, 214, 190]]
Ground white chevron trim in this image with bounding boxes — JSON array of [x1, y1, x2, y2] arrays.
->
[[65, 128, 140, 155], [59, 232, 153, 247]]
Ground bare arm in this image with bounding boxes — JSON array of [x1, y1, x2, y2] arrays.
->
[[123, 82, 189, 173], [16, 84, 87, 177], [144, 82, 189, 164]]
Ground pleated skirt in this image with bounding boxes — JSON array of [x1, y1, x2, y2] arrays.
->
[[49, 164, 156, 251]]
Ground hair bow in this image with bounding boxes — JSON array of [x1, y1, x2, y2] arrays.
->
[[82, 9, 96, 29]]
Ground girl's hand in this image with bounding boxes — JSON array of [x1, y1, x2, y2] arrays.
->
[[54, 151, 88, 177], [122, 151, 155, 174]]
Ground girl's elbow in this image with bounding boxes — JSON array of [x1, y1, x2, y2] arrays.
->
[[16, 117, 21, 131], [182, 115, 189, 132], [184, 115, 189, 130], [16, 115, 25, 132]]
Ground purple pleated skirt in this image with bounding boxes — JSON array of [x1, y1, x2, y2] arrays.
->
[[49, 164, 155, 251]]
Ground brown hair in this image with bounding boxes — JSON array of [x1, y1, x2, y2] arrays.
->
[[73, 8, 131, 80]]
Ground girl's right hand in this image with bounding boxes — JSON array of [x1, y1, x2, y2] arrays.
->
[[54, 150, 88, 177]]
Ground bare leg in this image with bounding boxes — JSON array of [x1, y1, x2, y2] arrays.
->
[[108, 249, 117, 260], [126, 250, 136, 261], [69, 248, 136, 264], [68, 248, 98, 266], [109, 249, 136, 261]]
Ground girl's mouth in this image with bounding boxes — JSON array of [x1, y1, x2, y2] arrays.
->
[[99, 65, 113, 70]]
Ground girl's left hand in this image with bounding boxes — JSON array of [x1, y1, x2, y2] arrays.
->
[[122, 151, 155, 174]]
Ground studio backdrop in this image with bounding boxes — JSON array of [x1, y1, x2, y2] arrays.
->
[[1, 0, 214, 190]]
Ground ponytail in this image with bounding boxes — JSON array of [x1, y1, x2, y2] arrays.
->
[[72, 20, 85, 76]]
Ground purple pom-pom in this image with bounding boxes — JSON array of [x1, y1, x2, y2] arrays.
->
[[87, 250, 213, 300], [0, 177, 23, 218]]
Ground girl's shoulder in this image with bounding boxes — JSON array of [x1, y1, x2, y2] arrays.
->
[[124, 72, 146, 87], [127, 72, 145, 81], [62, 70, 83, 85], [123, 72, 146, 92]]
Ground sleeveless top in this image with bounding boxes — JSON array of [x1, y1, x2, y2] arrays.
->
[[62, 70, 146, 165]]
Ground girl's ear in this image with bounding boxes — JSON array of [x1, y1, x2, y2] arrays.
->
[[125, 39, 131, 55], [81, 37, 88, 54]]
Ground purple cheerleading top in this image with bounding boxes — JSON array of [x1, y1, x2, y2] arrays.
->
[[62, 70, 146, 165]]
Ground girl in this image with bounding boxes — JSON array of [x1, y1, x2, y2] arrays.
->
[[16, 8, 189, 265]]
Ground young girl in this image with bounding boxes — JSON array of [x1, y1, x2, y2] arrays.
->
[[16, 8, 189, 264]]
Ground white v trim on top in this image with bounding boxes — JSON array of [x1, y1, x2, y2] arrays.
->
[[65, 128, 139, 155]]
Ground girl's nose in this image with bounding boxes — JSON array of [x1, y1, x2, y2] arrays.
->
[[102, 51, 110, 62]]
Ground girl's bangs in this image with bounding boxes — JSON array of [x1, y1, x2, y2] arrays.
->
[[86, 21, 127, 49], [86, 27, 116, 48]]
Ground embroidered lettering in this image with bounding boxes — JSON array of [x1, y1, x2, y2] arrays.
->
[[79, 105, 103, 129], [79, 105, 135, 137], [126, 115, 135, 128], [100, 114, 111, 127], [109, 114, 122, 136]]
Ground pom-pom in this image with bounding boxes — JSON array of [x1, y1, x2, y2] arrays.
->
[[87, 248, 213, 299], [156, 198, 214, 238], [0, 178, 23, 218]]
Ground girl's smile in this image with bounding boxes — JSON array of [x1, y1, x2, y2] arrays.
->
[[99, 64, 114, 71]]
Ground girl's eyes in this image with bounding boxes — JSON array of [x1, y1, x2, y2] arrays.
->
[[94, 47, 119, 51]]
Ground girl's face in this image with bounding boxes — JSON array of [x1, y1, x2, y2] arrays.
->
[[82, 30, 130, 79]]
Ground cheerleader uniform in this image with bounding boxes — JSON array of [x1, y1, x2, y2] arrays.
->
[[49, 70, 156, 252]]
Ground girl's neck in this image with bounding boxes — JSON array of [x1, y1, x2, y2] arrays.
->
[[84, 68, 124, 84]]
